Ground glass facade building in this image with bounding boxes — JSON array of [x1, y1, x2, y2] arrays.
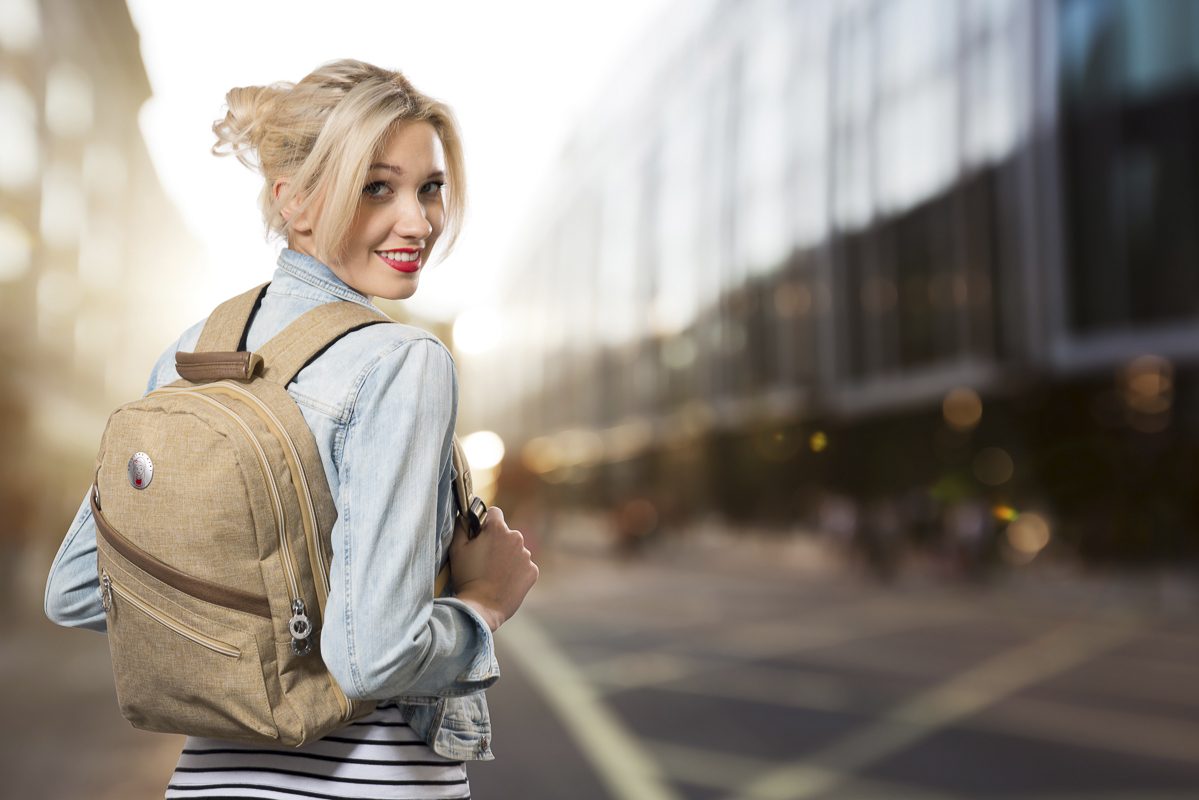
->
[[465, 0, 1199, 551]]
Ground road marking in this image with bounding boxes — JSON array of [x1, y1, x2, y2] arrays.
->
[[581, 601, 975, 694], [644, 738, 775, 792], [589, 651, 1199, 769], [641, 738, 967, 800], [502, 613, 682, 800], [970, 694, 1199, 766], [728, 622, 1139, 800], [591, 658, 855, 713]]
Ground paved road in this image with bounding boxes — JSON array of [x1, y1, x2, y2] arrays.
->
[[6, 523, 1198, 799], [477, 521, 1199, 799]]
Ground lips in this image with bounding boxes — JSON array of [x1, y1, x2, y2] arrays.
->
[[376, 250, 421, 273]]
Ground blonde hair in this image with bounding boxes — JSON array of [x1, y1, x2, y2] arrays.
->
[[212, 59, 466, 267]]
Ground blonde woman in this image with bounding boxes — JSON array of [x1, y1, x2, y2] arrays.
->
[[45, 58, 538, 799]]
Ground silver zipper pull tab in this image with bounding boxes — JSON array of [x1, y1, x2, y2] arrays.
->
[[100, 570, 113, 614], [288, 598, 312, 655]]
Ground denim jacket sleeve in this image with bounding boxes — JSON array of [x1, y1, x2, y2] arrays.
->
[[319, 336, 500, 701]]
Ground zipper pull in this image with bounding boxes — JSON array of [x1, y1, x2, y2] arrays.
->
[[100, 569, 113, 614], [289, 598, 313, 656]]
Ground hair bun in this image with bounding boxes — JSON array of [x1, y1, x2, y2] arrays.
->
[[211, 82, 292, 170]]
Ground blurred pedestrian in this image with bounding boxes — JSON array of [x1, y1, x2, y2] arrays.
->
[[859, 496, 904, 582], [944, 497, 994, 581]]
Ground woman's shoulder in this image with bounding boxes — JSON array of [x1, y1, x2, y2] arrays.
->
[[325, 317, 456, 376], [144, 308, 455, 414], [289, 317, 457, 424]]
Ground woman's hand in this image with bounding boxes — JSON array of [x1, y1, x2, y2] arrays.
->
[[449, 506, 539, 632]]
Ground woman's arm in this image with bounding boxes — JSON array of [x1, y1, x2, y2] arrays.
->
[[43, 488, 106, 632], [320, 336, 500, 701]]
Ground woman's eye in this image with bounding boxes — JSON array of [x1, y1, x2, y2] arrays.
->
[[421, 180, 446, 195], [363, 181, 391, 197]]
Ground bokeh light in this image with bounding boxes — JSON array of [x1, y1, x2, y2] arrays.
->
[[942, 386, 983, 432], [1121, 354, 1173, 433], [992, 504, 1019, 523], [452, 309, 504, 357], [1004, 511, 1052, 564], [973, 446, 1014, 486], [462, 430, 505, 471]]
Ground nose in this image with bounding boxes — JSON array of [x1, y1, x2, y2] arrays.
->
[[394, 194, 433, 240]]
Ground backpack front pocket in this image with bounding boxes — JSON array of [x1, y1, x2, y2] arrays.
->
[[98, 556, 279, 743], [103, 571, 240, 658]]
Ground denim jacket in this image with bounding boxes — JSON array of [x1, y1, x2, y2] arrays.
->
[[44, 247, 499, 761]]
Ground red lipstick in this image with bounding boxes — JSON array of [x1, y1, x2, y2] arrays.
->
[[376, 249, 420, 273]]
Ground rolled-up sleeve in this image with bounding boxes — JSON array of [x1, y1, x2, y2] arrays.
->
[[320, 337, 500, 701]]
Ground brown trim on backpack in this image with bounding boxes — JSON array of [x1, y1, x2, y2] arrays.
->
[[90, 489, 272, 618], [176, 350, 265, 383]]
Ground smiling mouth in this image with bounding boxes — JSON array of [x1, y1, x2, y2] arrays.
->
[[376, 250, 421, 272]]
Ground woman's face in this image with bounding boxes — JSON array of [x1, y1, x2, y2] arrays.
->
[[294, 120, 447, 301]]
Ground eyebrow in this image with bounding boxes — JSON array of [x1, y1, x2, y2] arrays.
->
[[368, 162, 446, 179]]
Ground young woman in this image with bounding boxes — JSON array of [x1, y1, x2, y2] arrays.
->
[[44, 58, 539, 799]]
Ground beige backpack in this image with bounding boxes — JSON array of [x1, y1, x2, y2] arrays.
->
[[91, 281, 487, 746]]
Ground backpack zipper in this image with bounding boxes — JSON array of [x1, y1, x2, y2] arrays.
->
[[93, 498, 271, 618], [148, 387, 310, 655], [102, 568, 241, 658], [149, 383, 352, 721], [197, 382, 331, 605], [198, 383, 353, 722]]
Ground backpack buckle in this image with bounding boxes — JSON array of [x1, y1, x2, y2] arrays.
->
[[467, 496, 488, 539]]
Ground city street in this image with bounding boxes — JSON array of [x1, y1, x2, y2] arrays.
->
[[6, 519, 1199, 799], [479, 521, 1199, 799], [8, 2, 1199, 799]]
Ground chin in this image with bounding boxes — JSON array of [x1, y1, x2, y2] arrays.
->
[[377, 285, 417, 302]]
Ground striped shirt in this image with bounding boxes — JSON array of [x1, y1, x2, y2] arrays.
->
[[164, 702, 470, 800]]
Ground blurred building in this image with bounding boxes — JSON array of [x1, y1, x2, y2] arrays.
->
[[0, 0, 207, 595], [464, 0, 1199, 562]]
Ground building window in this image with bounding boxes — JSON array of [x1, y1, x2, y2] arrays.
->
[[45, 61, 94, 138], [0, 0, 40, 52], [0, 77, 39, 190], [0, 213, 33, 282], [40, 161, 85, 249], [1058, 0, 1199, 333]]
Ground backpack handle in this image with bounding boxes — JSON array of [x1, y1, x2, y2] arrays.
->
[[176, 350, 264, 383]]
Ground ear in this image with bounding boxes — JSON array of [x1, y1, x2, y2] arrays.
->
[[274, 178, 314, 235]]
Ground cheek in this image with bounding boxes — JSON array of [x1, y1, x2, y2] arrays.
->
[[428, 201, 447, 238]]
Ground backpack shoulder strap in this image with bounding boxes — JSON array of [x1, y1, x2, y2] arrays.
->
[[175, 282, 271, 383], [256, 300, 393, 386], [194, 281, 271, 352]]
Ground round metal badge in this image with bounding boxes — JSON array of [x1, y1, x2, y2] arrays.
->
[[127, 452, 153, 489]]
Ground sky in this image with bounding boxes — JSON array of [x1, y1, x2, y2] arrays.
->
[[124, 0, 673, 325]]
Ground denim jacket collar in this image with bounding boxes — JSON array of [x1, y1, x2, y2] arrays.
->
[[274, 248, 379, 311]]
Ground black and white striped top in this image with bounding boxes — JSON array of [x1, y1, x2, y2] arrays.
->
[[163, 702, 470, 800]]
